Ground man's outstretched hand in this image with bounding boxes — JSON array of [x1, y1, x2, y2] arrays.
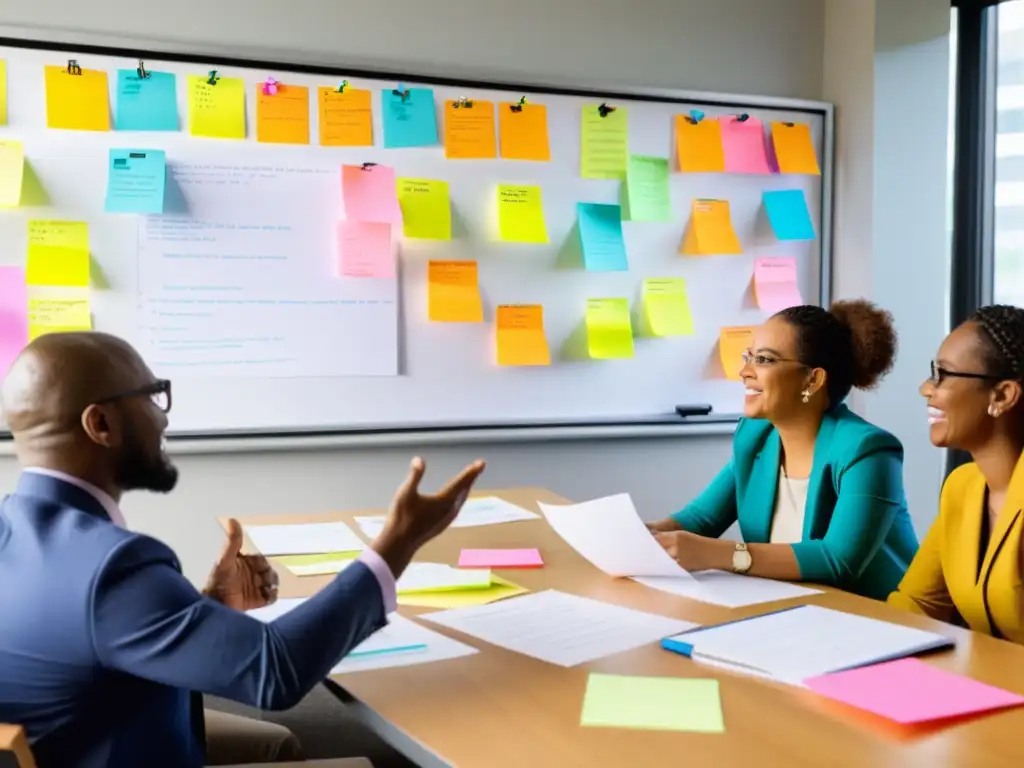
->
[[372, 457, 486, 578], [203, 518, 280, 611]]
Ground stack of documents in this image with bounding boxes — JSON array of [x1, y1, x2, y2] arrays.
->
[[538, 494, 821, 608], [247, 600, 478, 673], [661, 605, 954, 685], [355, 496, 538, 540]]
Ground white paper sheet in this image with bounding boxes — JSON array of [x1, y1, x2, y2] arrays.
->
[[537, 494, 692, 578], [355, 496, 538, 540], [246, 601, 478, 673], [421, 589, 697, 667], [283, 558, 493, 594], [246, 522, 366, 556], [663, 605, 953, 684], [634, 570, 823, 608]]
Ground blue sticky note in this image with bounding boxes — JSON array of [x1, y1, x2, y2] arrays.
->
[[763, 190, 815, 241], [115, 70, 179, 131], [105, 149, 167, 214], [382, 88, 438, 148], [578, 203, 629, 271]]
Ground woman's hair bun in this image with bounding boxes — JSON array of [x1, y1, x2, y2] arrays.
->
[[829, 299, 897, 390]]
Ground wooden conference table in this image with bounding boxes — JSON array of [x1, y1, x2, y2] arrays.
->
[[236, 488, 1024, 768]]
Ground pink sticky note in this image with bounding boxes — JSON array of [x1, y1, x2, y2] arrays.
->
[[805, 658, 1024, 725], [336, 221, 395, 278], [753, 257, 803, 314], [0, 266, 28, 376], [719, 116, 772, 174], [458, 548, 544, 569], [341, 164, 402, 224]]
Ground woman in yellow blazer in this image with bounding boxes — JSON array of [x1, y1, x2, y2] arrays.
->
[[888, 304, 1024, 644]]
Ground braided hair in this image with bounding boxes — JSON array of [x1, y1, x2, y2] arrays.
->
[[971, 305, 1024, 381], [775, 300, 898, 407]]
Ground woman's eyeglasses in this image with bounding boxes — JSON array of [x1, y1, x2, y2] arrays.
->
[[929, 361, 1007, 387], [741, 350, 803, 367]]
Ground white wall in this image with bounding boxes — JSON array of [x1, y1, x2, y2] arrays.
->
[[0, 0, 953, 583]]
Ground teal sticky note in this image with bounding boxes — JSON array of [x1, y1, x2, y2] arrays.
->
[[763, 190, 815, 241], [105, 149, 166, 214], [578, 203, 628, 271], [382, 88, 438, 148], [115, 70, 179, 131], [624, 155, 671, 222]]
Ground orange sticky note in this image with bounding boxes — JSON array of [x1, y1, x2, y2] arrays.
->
[[256, 83, 309, 144], [318, 87, 373, 146], [675, 115, 725, 172], [498, 103, 550, 161], [682, 200, 742, 256], [44, 66, 110, 131], [771, 122, 820, 175], [496, 305, 550, 366], [719, 327, 754, 381], [428, 260, 483, 322], [445, 100, 497, 159]]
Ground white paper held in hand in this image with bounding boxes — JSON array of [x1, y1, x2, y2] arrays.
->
[[245, 522, 367, 556], [537, 494, 693, 579], [421, 589, 697, 667]]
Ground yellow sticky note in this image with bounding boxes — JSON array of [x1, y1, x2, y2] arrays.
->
[[256, 83, 309, 144], [428, 260, 483, 322], [0, 60, 7, 126], [398, 575, 528, 609], [26, 221, 90, 287], [397, 178, 451, 240], [497, 305, 550, 366], [771, 122, 820, 175], [682, 200, 743, 256], [317, 87, 373, 146], [719, 326, 754, 381], [0, 139, 24, 207], [586, 298, 634, 359], [498, 103, 550, 161], [497, 185, 548, 243], [44, 66, 110, 131], [28, 293, 92, 340], [445, 100, 497, 159], [643, 279, 694, 336], [581, 105, 628, 179], [188, 75, 246, 139], [273, 552, 361, 572], [676, 115, 726, 173]]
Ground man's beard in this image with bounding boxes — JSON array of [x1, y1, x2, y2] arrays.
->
[[114, 423, 179, 493]]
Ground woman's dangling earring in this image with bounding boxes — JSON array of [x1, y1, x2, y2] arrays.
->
[[801, 390, 811, 404]]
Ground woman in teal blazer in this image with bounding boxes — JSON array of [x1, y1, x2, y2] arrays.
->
[[648, 301, 919, 600]]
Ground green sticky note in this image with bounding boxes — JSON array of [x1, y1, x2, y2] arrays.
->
[[581, 105, 628, 180], [585, 298, 634, 359], [273, 552, 362, 568], [580, 674, 725, 733], [397, 178, 451, 240], [497, 184, 548, 243], [624, 155, 671, 222], [643, 278, 694, 336]]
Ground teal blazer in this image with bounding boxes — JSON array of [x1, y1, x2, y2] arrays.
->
[[671, 404, 919, 600]]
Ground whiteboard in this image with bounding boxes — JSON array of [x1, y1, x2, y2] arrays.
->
[[0, 38, 832, 438]]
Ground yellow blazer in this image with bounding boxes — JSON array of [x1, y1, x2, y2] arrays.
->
[[887, 451, 1024, 644]]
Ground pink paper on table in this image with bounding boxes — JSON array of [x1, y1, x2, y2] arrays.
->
[[341, 164, 402, 224], [805, 658, 1024, 725], [719, 116, 772, 174], [458, 548, 544, 569], [336, 221, 395, 278], [753, 257, 803, 314], [0, 266, 28, 376]]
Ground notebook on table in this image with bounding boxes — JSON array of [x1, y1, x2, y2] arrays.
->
[[661, 604, 954, 685]]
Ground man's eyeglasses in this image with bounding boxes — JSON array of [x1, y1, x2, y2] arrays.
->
[[929, 361, 1007, 387], [94, 379, 172, 413]]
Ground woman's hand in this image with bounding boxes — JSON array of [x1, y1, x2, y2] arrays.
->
[[654, 531, 732, 571], [644, 518, 681, 535]]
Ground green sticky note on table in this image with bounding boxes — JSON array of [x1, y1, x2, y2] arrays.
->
[[643, 278, 694, 336], [581, 674, 725, 733], [581, 105, 628, 180], [585, 298, 634, 359], [624, 155, 671, 222], [26, 220, 90, 287]]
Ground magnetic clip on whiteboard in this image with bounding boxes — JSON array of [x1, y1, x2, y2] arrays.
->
[[262, 77, 279, 96], [336, 79, 349, 93], [510, 96, 527, 113], [392, 84, 410, 102], [136, 60, 150, 79], [207, 70, 220, 86], [597, 102, 616, 117], [454, 96, 474, 109], [687, 109, 705, 125], [360, 162, 378, 171], [734, 113, 750, 123], [65, 59, 82, 76]]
